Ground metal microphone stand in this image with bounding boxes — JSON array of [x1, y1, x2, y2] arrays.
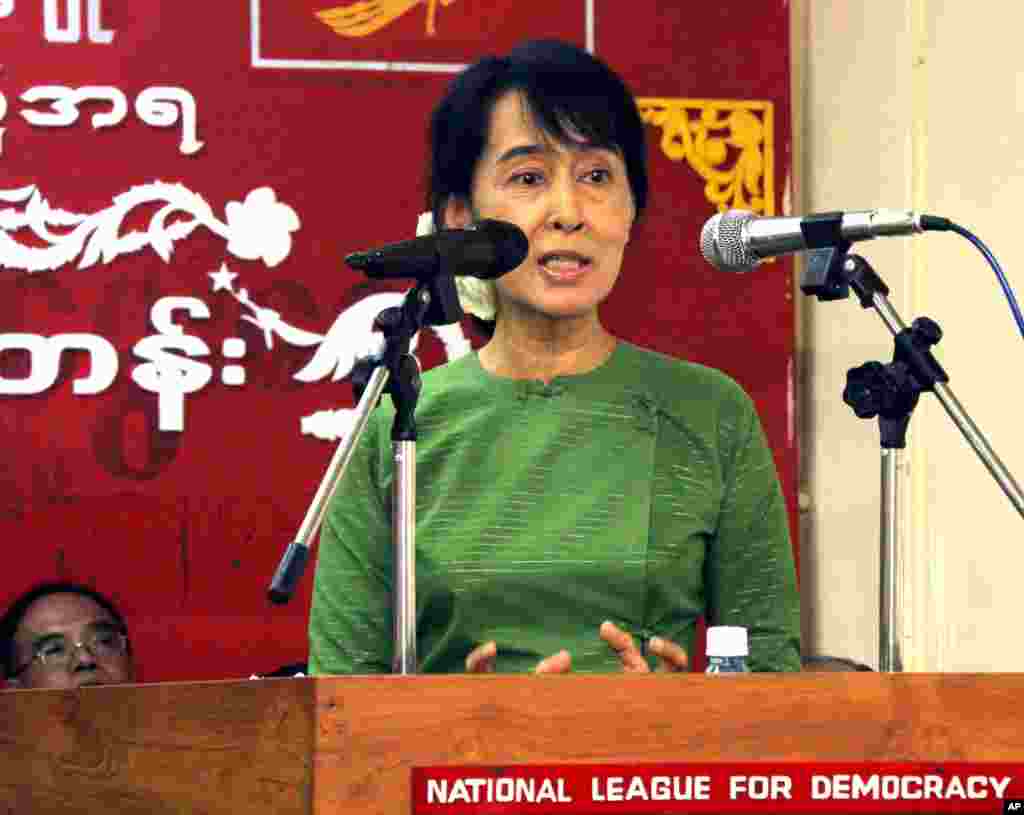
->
[[266, 273, 464, 676], [801, 243, 1024, 671]]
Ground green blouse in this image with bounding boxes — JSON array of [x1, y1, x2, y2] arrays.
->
[[308, 341, 800, 673]]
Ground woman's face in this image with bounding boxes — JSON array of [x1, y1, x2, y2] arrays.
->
[[446, 91, 635, 325]]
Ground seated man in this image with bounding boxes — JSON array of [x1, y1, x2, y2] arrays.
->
[[0, 581, 135, 689]]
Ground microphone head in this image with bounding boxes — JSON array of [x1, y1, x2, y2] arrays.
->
[[700, 209, 758, 273], [457, 219, 529, 279], [344, 219, 529, 280]]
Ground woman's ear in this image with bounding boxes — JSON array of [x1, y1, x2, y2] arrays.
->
[[442, 196, 473, 230]]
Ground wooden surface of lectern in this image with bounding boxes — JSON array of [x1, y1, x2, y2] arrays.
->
[[1, 673, 1022, 813]]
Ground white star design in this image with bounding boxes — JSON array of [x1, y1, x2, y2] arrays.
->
[[209, 263, 238, 293]]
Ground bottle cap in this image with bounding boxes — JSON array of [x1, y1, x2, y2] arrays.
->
[[706, 626, 748, 657]]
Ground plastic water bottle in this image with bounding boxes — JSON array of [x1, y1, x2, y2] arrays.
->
[[705, 626, 750, 673]]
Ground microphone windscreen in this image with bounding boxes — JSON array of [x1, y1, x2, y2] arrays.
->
[[700, 209, 757, 273], [459, 219, 529, 279], [345, 219, 529, 280]]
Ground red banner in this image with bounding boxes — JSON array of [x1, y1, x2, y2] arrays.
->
[[412, 762, 1024, 814], [0, 0, 795, 682], [255, 0, 591, 68]]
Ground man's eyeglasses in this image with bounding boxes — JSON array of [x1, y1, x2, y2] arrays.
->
[[12, 622, 129, 676]]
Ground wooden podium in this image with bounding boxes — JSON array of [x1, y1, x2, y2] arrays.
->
[[1, 673, 1022, 813]]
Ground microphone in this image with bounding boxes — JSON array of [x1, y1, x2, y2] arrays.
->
[[345, 219, 528, 280], [700, 209, 953, 273]]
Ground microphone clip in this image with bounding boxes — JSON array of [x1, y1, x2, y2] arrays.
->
[[799, 241, 853, 301], [843, 316, 948, 449], [360, 285, 435, 441], [831, 253, 950, 449]]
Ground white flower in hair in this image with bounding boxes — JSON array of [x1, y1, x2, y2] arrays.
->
[[415, 211, 435, 237], [417, 211, 497, 321]]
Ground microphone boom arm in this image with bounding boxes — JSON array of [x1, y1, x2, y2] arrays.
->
[[801, 247, 1024, 673], [267, 277, 458, 676]]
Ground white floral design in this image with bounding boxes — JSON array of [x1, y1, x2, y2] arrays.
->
[[224, 188, 300, 267], [0, 183, 301, 273]]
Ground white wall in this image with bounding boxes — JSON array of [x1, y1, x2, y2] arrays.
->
[[795, 0, 1024, 670]]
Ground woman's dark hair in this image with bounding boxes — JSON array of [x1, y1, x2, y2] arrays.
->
[[0, 581, 130, 678], [427, 39, 648, 225], [425, 40, 648, 338]]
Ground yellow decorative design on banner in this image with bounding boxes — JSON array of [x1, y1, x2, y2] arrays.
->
[[316, 0, 457, 38], [638, 98, 774, 216]]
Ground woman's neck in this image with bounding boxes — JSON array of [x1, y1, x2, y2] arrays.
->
[[478, 314, 617, 383]]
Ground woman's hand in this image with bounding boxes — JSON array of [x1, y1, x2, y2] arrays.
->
[[598, 621, 688, 673], [464, 641, 572, 673], [464, 621, 687, 674]]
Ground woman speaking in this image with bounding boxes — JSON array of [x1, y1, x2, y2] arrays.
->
[[308, 39, 800, 675]]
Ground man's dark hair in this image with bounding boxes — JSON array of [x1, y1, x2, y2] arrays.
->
[[801, 654, 874, 672], [0, 581, 130, 679], [426, 40, 648, 337]]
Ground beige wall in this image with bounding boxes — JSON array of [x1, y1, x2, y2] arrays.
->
[[794, 0, 1024, 670]]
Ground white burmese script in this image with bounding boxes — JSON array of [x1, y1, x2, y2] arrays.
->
[[3, 85, 200, 156]]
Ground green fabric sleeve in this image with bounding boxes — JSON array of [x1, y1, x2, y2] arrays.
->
[[706, 389, 801, 672], [308, 411, 393, 675]]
